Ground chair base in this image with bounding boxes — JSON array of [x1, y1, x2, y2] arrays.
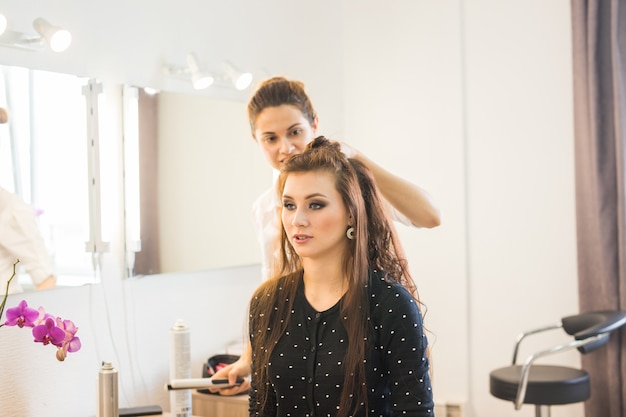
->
[[535, 404, 550, 417]]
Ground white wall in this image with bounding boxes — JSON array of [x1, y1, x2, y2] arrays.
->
[[340, 1, 578, 416], [340, 0, 470, 409], [464, 2, 578, 416], [0, 1, 581, 416], [0, 265, 260, 417]]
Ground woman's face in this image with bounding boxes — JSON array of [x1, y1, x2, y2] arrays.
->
[[281, 171, 351, 262], [253, 105, 318, 171]]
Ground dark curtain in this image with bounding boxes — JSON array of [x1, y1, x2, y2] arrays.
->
[[571, 1, 626, 416]]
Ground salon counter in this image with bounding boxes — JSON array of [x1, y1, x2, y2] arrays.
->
[[162, 414, 202, 417], [192, 391, 248, 417]]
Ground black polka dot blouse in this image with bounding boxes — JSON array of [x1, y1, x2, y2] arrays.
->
[[249, 270, 434, 417]]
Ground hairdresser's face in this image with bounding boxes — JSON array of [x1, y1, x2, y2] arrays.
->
[[253, 105, 318, 171], [282, 171, 351, 262]]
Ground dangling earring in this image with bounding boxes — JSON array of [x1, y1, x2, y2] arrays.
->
[[346, 226, 355, 240]]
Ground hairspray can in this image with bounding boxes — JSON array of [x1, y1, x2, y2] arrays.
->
[[98, 361, 119, 417], [170, 319, 192, 417]]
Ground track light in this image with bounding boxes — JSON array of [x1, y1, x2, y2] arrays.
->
[[33, 18, 72, 52], [222, 61, 252, 91], [0, 16, 71, 52], [191, 72, 214, 90], [186, 53, 214, 90], [163, 55, 254, 92], [163, 53, 214, 90]]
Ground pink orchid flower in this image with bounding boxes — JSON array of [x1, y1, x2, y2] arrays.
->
[[4, 300, 39, 328], [34, 306, 54, 326], [54, 318, 81, 361], [32, 317, 66, 347], [2, 275, 82, 361]]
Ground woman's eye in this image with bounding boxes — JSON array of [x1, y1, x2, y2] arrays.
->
[[291, 128, 302, 136], [283, 202, 295, 210], [264, 136, 276, 143], [310, 202, 325, 210]]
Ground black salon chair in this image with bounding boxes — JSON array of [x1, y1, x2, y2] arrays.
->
[[489, 310, 626, 417]]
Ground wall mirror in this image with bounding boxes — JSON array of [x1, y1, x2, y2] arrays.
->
[[1, 62, 272, 288], [123, 86, 271, 278], [0, 64, 97, 291]]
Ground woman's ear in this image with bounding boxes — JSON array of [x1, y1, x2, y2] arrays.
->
[[311, 116, 319, 133]]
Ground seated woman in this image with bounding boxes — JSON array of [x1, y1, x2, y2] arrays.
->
[[247, 136, 434, 417]]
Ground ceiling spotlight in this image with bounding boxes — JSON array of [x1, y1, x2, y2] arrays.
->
[[187, 53, 214, 90], [222, 61, 252, 91], [163, 53, 215, 90], [33, 18, 72, 52], [164, 55, 253, 92], [0, 17, 71, 52], [191, 72, 214, 90]]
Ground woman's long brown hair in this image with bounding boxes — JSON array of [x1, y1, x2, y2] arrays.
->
[[249, 137, 420, 417]]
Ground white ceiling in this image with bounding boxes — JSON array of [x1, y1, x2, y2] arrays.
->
[[0, 0, 346, 101]]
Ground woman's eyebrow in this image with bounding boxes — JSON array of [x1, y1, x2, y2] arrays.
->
[[282, 193, 327, 200]]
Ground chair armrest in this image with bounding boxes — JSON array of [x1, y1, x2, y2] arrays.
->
[[514, 333, 608, 409], [511, 323, 562, 365], [567, 311, 626, 340]]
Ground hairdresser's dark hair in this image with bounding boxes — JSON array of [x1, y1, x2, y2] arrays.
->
[[249, 136, 420, 417], [247, 76, 317, 135]]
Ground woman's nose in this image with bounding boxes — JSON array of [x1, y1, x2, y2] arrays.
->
[[292, 209, 308, 226], [280, 139, 295, 154]]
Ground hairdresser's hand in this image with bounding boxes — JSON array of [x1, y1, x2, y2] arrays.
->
[[207, 358, 251, 396]]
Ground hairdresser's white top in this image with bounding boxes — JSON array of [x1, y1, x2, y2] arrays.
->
[[252, 184, 411, 281], [0, 187, 55, 294]]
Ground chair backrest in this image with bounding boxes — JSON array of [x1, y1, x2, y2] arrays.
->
[[561, 310, 626, 353]]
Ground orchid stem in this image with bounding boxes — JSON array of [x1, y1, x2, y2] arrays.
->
[[0, 259, 19, 328]]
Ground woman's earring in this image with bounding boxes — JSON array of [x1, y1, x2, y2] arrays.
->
[[346, 226, 355, 240]]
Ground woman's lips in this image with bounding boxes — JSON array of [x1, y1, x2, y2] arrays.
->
[[292, 234, 312, 243]]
